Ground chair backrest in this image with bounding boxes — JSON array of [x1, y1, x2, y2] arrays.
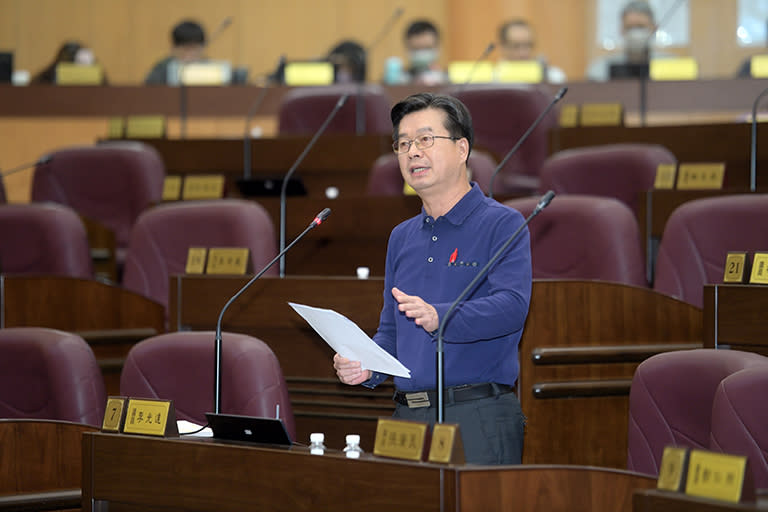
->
[[504, 195, 646, 286], [627, 348, 768, 476], [0, 203, 92, 278], [278, 84, 392, 135], [120, 331, 295, 439], [538, 144, 677, 212], [710, 367, 768, 489], [0, 327, 106, 426], [448, 84, 558, 195], [30, 141, 165, 251], [653, 194, 768, 308], [366, 150, 497, 196], [122, 199, 277, 309]]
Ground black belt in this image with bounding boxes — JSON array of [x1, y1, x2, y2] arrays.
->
[[393, 383, 515, 408]]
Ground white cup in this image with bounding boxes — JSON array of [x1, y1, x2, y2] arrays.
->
[[325, 186, 339, 199], [11, 70, 30, 86], [356, 266, 370, 279]]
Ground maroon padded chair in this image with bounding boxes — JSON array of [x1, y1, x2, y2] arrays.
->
[[627, 349, 768, 476], [448, 84, 558, 195], [30, 141, 165, 263], [653, 194, 768, 308], [0, 203, 92, 278], [366, 149, 497, 196], [504, 195, 646, 286], [122, 199, 277, 310], [538, 144, 677, 212], [0, 327, 106, 427], [710, 367, 768, 489], [278, 84, 392, 135], [120, 331, 295, 439]]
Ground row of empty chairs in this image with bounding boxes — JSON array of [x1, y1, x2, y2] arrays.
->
[[628, 348, 768, 488], [0, 327, 295, 439]]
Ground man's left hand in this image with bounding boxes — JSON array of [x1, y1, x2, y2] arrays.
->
[[392, 287, 439, 333]]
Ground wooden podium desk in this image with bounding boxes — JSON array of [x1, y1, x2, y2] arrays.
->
[[169, 277, 702, 467], [82, 432, 655, 512], [0, 275, 165, 395], [703, 284, 768, 356]]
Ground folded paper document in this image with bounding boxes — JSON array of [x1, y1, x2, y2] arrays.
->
[[289, 302, 411, 378]]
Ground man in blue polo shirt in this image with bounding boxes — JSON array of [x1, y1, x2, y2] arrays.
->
[[333, 92, 531, 465]]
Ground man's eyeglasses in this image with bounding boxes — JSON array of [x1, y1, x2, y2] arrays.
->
[[393, 134, 460, 154]]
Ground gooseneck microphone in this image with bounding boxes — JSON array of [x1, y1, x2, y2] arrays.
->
[[0, 154, 52, 178], [279, 93, 349, 277], [749, 86, 768, 192], [213, 208, 331, 414], [242, 86, 271, 180], [435, 190, 554, 424], [456, 42, 495, 93], [488, 87, 567, 199]]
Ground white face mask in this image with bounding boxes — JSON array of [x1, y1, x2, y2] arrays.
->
[[624, 27, 652, 63], [409, 48, 438, 70]]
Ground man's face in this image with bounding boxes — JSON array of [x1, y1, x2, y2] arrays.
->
[[622, 11, 654, 36], [406, 31, 440, 69], [174, 43, 205, 63], [395, 107, 467, 195], [501, 25, 534, 60]]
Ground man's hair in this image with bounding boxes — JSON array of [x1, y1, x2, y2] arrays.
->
[[621, 1, 655, 24], [390, 93, 473, 161], [498, 18, 532, 45], [405, 20, 440, 42], [172, 20, 206, 47]]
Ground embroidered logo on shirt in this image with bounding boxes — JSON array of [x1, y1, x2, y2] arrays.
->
[[447, 248, 479, 267]]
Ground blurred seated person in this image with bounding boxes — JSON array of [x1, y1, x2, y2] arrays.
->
[[736, 19, 768, 78], [327, 40, 367, 83], [32, 40, 107, 84], [397, 19, 447, 85], [585, 1, 663, 81], [145, 20, 206, 85], [498, 19, 566, 84]]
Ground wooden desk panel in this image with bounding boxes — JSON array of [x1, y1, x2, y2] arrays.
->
[[703, 284, 768, 356], [82, 432, 655, 512]]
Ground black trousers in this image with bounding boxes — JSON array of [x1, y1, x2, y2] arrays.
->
[[392, 390, 525, 465]]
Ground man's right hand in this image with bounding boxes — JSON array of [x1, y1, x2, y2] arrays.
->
[[333, 353, 372, 385]]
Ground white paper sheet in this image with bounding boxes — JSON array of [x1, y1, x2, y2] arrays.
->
[[288, 302, 411, 378]]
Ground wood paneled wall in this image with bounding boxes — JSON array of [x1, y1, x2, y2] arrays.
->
[[0, 0, 764, 84]]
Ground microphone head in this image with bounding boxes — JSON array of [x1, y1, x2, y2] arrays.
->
[[38, 154, 53, 165], [536, 190, 555, 211], [312, 208, 332, 226], [484, 42, 496, 57], [555, 87, 568, 101], [393, 6, 405, 19], [336, 93, 350, 108]]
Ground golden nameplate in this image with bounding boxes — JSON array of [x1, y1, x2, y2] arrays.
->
[[162, 176, 183, 201], [122, 398, 178, 437], [579, 103, 624, 127], [657, 446, 690, 492], [373, 418, 430, 462], [650, 57, 699, 81], [428, 423, 465, 465], [558, 104, 579, 128], [205, 248, 250, 275], [447, 61, 494, 84], [723, 252, 749, 284], [124, 115, 166, 139], [101, 396, 128, 433], [284, 62, 335, 86], [749, 252, 768, 284], [675, 163, 725, 190], [494, 60, 543, 84], [185, 247, 208, 274], [685, 449, 752, 503], [55, 63, 103, 85], [654, 163, 677, 189], [182, 175, 226, 200], [107, 117, 125, 139], [751, 55, 768, 79]]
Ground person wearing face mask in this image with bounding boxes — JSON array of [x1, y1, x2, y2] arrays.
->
[[497, 19, 567, 84], [32, 41, 108, 85], [401, 20, 447, 85], [327, 40, 367, 83], [585, 1, 666, 81]]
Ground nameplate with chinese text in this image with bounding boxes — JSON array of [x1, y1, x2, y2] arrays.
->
[[654, 164, 677, 189], [685, 449, 750, 503], [185, 247, 208, 274], [428, 423, 465, 464], [182, 175, 225, 200], [123, 398, 178, 437], [373, 418, 429, 462], [723, 252, 748, 284], [205, 248, 249, 275], [579, 103, 623, 126], [162, 176, 182, 201], [749, 252, 768, 284], [657, 446, 690, 492], [676, 163, 724, 190]]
